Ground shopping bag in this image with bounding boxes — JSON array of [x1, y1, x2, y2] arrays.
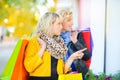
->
[[0, 39, 22, 80], [58, 73, 82, 80], [80, 27, 94, 68], [11, 40, 29, 80]]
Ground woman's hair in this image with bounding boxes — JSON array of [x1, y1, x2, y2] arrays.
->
[[57, 8, 73, 21], [33, 12, 59, 37]]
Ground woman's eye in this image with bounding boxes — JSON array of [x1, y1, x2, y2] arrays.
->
[[67, 19, 71, 22], [58, 23, 61, 25]]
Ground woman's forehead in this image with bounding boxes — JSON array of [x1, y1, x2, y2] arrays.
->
[[64, 16, 73, 21]]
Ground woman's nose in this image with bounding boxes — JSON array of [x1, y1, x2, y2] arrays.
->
[[71, 21, 73, 25], [60, 25, 63, 29]]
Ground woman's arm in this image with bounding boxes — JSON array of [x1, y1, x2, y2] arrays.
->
[[24, 37, 46, 73], [70, 32, 90, 60], [64, 48, 86, 73], [37, 38, 46, 57]]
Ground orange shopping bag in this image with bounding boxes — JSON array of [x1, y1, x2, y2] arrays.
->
[[11, 40, 29, 80]]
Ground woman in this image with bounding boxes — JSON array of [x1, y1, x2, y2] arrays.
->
[[57, 9, 90, 79], [24, 12, 86, 80]]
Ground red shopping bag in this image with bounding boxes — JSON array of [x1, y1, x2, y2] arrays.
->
[[81, 28, 93, 68], [11, 40, 29, 80]]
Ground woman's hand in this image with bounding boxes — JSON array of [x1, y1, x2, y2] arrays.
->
[[65, 48, 87, 72], [69, 48, 87, 60], [70, 30, 78, 43], [37, 38, 46, 57], [37, 38, 46, 48]]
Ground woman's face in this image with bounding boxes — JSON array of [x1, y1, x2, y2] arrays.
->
[[62, 17, 73, 32], [52, 18, 63, 36]]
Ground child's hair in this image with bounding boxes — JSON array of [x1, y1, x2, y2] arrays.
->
[[57, 8, 73, 21], [33, 12, 59, 37]]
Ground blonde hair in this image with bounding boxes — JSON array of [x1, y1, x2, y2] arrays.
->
[[33, 12, 59, 37], [57, 8, 73, 21]]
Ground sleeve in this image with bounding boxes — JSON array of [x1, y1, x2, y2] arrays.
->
[[63, 61, 71, 74], [64, 66, 71, 74], [57, 59, 71, 74], [73, 33, 90, 61], [24, 37, 43, 73]]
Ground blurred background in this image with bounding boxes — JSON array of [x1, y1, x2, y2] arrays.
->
[[0, 0, 120, 76]]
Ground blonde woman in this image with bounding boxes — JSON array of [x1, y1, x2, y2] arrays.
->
[[57, 9, 90, 80], [24, 12, 86, 80]]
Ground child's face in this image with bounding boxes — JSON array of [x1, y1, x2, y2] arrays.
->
[[52, 18, 63, 36], [62, 17, 73, 32]]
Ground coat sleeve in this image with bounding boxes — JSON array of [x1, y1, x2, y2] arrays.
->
[[73, 33, 90, 60], [24, 37, 43, 73]]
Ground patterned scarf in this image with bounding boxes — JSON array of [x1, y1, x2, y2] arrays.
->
[[39, 32, 68, 59]]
